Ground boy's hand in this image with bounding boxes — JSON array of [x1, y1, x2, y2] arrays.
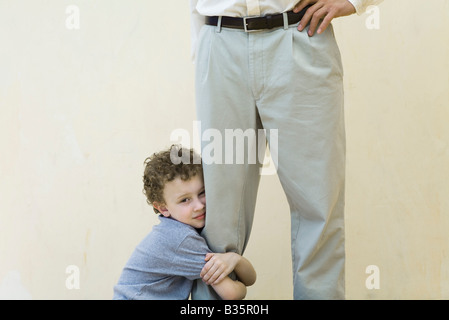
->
[[294, 0, 356, 36], [201, 252, 240, 285]]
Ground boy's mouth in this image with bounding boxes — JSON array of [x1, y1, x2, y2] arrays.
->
[[193, 213, 205, 220]]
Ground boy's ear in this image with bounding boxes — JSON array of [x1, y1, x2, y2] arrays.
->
[[153, 202, 170, 217]]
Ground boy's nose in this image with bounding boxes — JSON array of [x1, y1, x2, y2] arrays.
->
[[194, 198, 205, 211]]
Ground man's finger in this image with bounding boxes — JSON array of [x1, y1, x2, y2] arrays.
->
[[317, 11, 335, 34], [297, 5, 315, 31], [298, 3, 323, 33], [293, 0, 314, 13], [307, 7, 327, 36]]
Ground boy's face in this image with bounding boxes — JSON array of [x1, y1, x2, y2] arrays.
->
[[154, 175, 206, 229]]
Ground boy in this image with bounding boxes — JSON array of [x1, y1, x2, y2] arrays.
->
[[113, 145, 256, 300]]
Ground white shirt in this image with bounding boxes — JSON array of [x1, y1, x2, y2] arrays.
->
[[190, 0, 383, 58]]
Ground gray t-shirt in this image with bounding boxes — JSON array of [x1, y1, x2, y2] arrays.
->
[[113, 216, 211, 300]]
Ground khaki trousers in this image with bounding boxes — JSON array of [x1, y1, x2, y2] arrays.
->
[[191, 20, 346, 300]]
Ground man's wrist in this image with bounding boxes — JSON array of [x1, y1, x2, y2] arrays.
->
[[346, 0, 357, 14]]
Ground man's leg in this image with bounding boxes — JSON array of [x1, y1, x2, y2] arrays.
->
[[191, 25, 262, 299], [256, 24, 346, 299]]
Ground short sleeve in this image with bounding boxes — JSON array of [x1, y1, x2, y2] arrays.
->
[[169, 232, 212, 280]]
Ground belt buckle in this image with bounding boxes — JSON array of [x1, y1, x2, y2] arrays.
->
[[243, 16, 259, 33]]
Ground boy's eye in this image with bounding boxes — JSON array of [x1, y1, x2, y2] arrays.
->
[[180, 198, 190, 203]]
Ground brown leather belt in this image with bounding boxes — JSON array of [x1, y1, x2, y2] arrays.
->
[[205, 6, 310, 32]]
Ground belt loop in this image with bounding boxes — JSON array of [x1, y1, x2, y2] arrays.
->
[[216, 16, 222, 33], [282, 12, 288, 30]]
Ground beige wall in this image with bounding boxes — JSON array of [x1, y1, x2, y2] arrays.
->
[[1, 0, 448, 299]]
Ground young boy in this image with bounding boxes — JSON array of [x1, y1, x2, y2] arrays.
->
[[113, 145, 256, 300]]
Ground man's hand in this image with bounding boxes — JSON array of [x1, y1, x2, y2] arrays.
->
[[294, 0, 356, 36], [201, 252, 240, 285]]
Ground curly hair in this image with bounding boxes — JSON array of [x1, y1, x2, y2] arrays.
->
[[142, 145, 203, 214]]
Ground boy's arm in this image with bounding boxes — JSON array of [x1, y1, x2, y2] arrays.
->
[[233, 255, 257, 287], [201, 252, 257, 287], [200, 252, 256, 300], [211, 277, 247, 300]]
